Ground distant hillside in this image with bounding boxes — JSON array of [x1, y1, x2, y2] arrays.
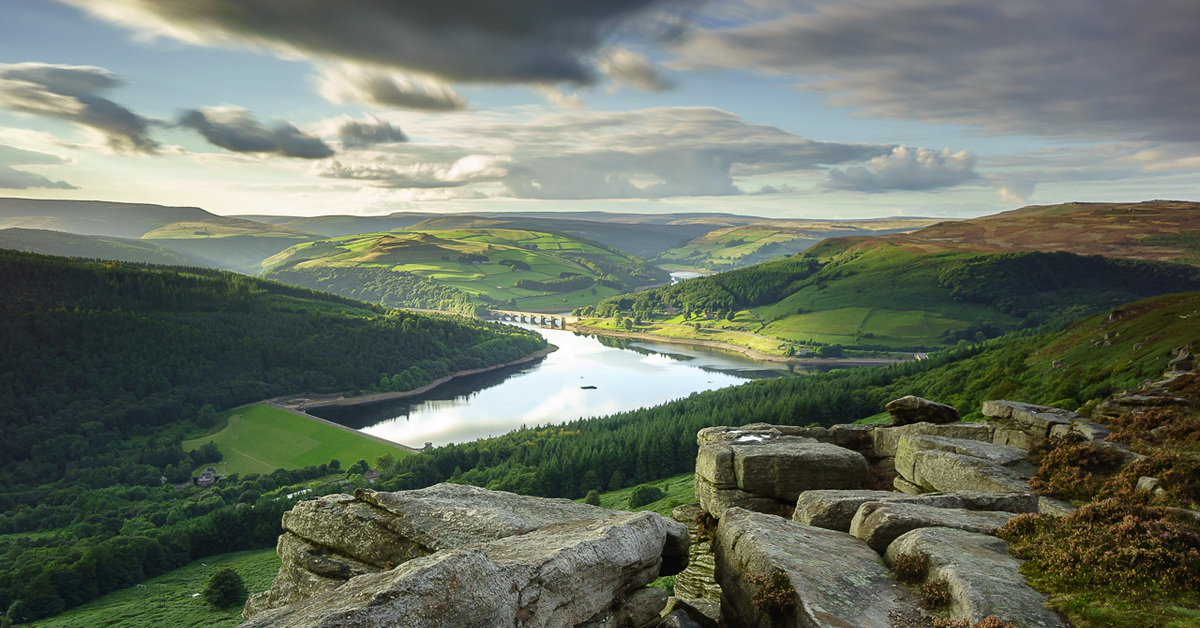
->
[[0, 228, 212, 267], [653, 218, 941, 270], [262, 228, 670, 314], [237, 211, 939, 261], [581, 244, 1200, 354], [143, 216, 325, 275], [828, 200, 1200, 265], [0, 197, 215, 238]]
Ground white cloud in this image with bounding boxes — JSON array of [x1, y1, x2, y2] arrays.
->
[[827, 146, 978, 192], [598, 48, 674, 92]]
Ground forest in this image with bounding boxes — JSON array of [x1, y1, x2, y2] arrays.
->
[[0, 251, 547, 622]]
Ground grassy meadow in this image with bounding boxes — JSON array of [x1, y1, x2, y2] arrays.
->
[[183, 404, 410, 475], [29, 548, 280, 628]]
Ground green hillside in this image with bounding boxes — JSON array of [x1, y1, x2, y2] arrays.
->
[[28, 548, 280, 628], [262, 227, 669, 314], [579, 243, 1200, 354], [183, 404, 410, 476], [142, 216, 325, 275], [0, 228, 212, 267]]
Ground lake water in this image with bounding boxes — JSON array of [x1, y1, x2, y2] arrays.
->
[[314, 324, 799, 448]]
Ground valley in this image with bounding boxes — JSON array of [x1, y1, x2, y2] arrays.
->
[[1, 197, 1199, 628]]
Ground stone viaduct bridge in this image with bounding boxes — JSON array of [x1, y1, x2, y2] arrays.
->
[[488, 310, 576, 329]]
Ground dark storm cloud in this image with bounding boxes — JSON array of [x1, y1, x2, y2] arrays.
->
[[0, 63, 158, 153], [178, 107, 335, 159], [337, 119, 409, 148], [676, 0, 1200, 142], [60, 0, 698, 85], [0, 144, 76, 190]]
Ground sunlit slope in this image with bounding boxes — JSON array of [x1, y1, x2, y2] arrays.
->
[[585, 243, 1200, 353], [262, 227, 669, 313], [143, 216, 325, 274]]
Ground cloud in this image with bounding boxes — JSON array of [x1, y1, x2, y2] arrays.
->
[[315, 65, 467, 111], [0, 144, 76, 189], [0, 63, 157, 153], [827, 146, 978, 192], [599, 48, 674, 92], [337, 119, 408, 148], [316, 154, 510, 189], [994, 179, 1036, 204], [57, 0, 698, 85], [318, 106, 904, 199], [674, 0, 1200, 143], [178, 106, 334, 159]]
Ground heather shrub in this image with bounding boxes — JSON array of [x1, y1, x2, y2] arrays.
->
[[1106, 406, 1200, 449], [890, 551, 928, 584], [1027, 434, 1125, 502], [744, 570, 796, 616], [920, 578, 952, 609], [996, 498, 1200, 598], [1102, 451, 1200, 507], [932, 618, 1018, 628]]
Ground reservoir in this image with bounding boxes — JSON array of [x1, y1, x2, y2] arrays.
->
[[314, 324, 798, 448]]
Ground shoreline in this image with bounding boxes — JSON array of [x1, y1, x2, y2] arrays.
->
[[277, 344, 558, 411], [567, 324, 905, 367]]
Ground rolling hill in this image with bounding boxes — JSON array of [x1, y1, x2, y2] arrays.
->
[[0, 197, 215, 238], [0, 227, 213, 267], [581, 243, 1200, 355], [261, 228, 670, 314], [829, 200, 1200, 265]]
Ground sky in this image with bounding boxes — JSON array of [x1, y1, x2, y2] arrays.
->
[[0, 0, 1197, 219]]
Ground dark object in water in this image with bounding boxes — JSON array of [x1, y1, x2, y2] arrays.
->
[[580, 385, 597, 390]]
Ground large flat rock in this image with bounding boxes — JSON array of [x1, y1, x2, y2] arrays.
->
[[793, 489, 1037, 532], [886, 527, 1064, 627], [904, 450, 1031, 494], [896, 434, 1035, 479], [714, 508, 910, 628], [885, 395, 961, 425], [695, 431, 868, 517], [850, 502, 1018, 554], [870, 422, 996, 458], [247, 484, 688, 620], [239, 511, 673, 628]]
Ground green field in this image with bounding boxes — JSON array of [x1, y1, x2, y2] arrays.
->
[[261, 228, 666, 313], [591, 473, 697, 516], [183, 404, 410, 476], [30, 549, 280, 628]]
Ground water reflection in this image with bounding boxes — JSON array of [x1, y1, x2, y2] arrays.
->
[[314, 324, 799, 448]]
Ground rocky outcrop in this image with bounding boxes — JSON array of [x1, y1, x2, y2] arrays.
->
[[244, 483, 687, 624], [793, 489, 1037, 533], [981, 400, 1086, 450], [886, 527, 1064, 627], [885, 395, 961, 425], [713, 508, 912, 628], [240, 510, 676, 628], [694, 427, 868, 518], [849, 501, 1019, 553], [896, 434, 1035, 479]]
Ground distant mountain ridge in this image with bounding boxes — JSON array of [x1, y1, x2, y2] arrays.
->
[[0, 228, 214, 267]]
